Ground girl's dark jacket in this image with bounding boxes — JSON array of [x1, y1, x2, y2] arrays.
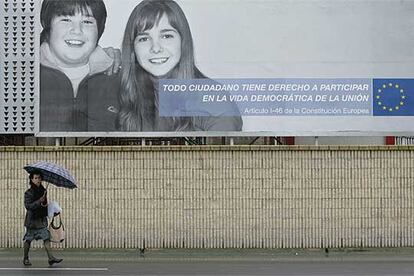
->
[[24, 184, 48, 229]]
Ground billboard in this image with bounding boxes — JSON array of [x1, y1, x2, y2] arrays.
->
[[37, 0, 414, 136]]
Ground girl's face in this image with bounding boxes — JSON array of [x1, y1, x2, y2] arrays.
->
[[49, 8, 98, 68], [134, 14, 181, 78]]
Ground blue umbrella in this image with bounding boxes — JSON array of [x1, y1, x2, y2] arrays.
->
[[24, 161, 77, 189]]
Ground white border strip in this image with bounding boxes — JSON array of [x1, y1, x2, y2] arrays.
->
[[35, 130, 414, 137]]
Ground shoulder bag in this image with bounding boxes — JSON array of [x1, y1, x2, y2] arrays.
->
[[48, 214, 65, 243]]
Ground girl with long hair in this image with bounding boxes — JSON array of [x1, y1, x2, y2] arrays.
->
[[118, 0, 242, 131]]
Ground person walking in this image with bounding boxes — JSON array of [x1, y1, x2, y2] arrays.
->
[[23, 170, 63, 266]]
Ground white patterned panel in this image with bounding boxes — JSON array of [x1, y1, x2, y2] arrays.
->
[[0, 0, 36, 133]]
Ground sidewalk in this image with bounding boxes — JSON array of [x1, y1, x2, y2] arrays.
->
[[1, 247, 414, 263], [1, 248, 414, 276]]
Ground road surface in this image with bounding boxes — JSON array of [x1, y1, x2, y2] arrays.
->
[[0, 247, 413, 275]]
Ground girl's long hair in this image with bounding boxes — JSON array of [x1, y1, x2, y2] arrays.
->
[[118, 0, 204, 131]]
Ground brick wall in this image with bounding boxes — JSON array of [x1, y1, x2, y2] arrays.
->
[[0, 146, 413, 249]]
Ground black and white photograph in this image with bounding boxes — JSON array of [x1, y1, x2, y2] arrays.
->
[[38, 0, 414, 135]]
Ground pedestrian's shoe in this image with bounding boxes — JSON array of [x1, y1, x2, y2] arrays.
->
[[48, 257, 63, 266], [23, 258, 32, 266]]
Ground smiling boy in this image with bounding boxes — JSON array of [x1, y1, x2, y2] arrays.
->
[[39, 0, 120, 132]]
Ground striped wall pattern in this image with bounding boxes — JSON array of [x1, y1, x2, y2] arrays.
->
[[0, 146, 413, 249]]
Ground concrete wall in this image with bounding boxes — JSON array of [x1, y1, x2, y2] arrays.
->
[[0, 146, 413, 249]]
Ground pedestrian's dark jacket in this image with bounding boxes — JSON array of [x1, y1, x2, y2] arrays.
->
[[24, 184, 48, 229], [40, 43, 120, 132]]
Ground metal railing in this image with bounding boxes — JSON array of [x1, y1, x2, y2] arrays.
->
[[396, 136, 414, 145]]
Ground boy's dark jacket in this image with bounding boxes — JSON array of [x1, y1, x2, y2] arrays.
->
[[39, 43, 120, 132]]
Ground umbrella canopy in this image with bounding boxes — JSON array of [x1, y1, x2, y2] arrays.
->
[[24, 161, 77, 189]]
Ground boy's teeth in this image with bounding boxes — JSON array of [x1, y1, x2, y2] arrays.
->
[[66, 40, 83, 45]]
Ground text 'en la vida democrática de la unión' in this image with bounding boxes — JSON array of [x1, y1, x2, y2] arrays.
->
[[202, 93, 370, 103]]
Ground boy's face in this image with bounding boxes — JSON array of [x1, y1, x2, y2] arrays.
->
[[49, 9, 98, 68]]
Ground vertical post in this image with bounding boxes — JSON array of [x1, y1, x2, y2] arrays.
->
[[285, 137, 295, 145], [385, 136, 395, 145], [314, 136, 319, 146], [55, 138, 60, 146], [141, 138, 145, 146], [229, 138, 234, 146]]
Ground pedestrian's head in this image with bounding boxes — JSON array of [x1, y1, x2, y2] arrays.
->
[[122, 0, 196, 79], [29, 170, 43, 187], [40, 0, 107, 68]]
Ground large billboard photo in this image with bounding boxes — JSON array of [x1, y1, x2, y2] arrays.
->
[[37, 0, 414, 136]]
